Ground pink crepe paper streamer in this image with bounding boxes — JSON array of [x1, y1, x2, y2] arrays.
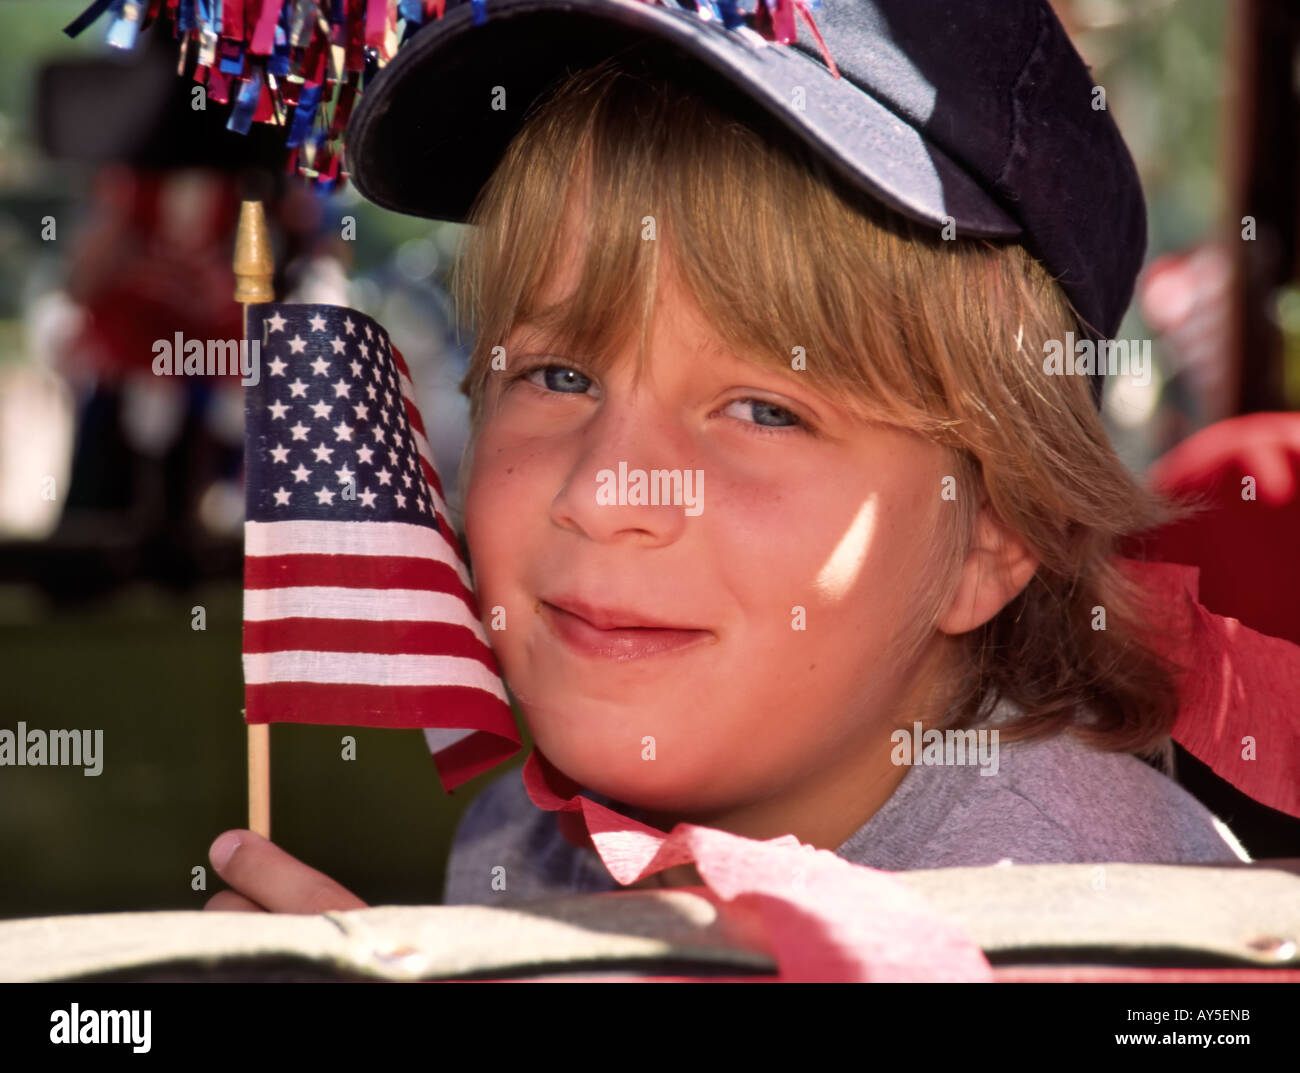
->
[[1117, 556, 1300, 821], [520, 750, 993, 982]]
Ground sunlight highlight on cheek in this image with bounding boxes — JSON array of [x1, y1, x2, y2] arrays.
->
[[812, 496, 877, 601]]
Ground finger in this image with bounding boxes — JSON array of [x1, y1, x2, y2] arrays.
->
[[204, 889, 266, 913], [208, 829, 368, 915]]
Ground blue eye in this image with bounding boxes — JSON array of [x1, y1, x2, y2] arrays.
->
[[514, 363, 595, 395], [721, 397, 809, 435]]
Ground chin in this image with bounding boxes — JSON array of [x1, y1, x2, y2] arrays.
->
[[531, 731, 721, 813]]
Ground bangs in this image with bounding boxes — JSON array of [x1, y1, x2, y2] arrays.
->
[[449, 42, 1017, 440]]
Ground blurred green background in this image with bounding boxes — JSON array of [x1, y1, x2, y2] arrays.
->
[[0, 579, 532, 917]]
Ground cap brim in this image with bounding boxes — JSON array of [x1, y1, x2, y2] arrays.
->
[[346, 0, 1022, 238]]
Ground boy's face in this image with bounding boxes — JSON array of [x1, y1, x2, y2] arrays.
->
[[462, 244, 955, 824]]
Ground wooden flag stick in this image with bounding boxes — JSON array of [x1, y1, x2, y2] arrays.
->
[[234, 201, 274, 840]]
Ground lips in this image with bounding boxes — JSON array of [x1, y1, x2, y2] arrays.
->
[[541, 596, 699, 632], [539, 599, 713, 661]]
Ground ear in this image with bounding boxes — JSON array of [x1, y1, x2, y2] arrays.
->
[[936, 503, 1039, 635]]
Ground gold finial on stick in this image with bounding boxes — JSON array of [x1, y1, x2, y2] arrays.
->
[[234, 200, 274, 304]]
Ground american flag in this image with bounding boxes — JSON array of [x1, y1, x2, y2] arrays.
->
[[241, 302, 520, 792]]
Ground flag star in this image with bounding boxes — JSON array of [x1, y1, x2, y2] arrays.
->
[[401, 472, 412, 488], [371, 426, 386, 443], [330, 336, 346, 354], [314, 486, 336, 506], [418, 495, 428, 513], [364, 323, 373, 340], [291, 462, 311, 483], [352, 402, 369, 421], [379, 408, 389, 426], [309, 313, 328, 332], [394, 491, 407, 509], [355, 444, 374, 465], [265, 311, 287, 333], [393, 430, 404, 448], [335, 463, 355, 485], [273, 486, 291, 506], [365, 383, 377, 400], [332, 378, 351, 398], [384, 390, 394, 406], [287, 378, 308, 398], [371, 365, 382, 381], [360, 341, 370, 360], [376, 467, 394, 486], [267, 399, 289, 420], [312, 442, 335, 463], [388, 448, 400, 466], [266, 355, 287, 377], [344, 316, 356, 336], [310, 399, 332, 420], [333, 421, 354, 442], [349, 360, 363, 378], [268, 443, 290, 464], [359, 487, 377, 509], [287, 335, 307, 355], [310, 356, 330, 377], [289, 421, 309, 441]]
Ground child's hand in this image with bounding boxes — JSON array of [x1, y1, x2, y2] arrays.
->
[[204, 830, 369, 914]]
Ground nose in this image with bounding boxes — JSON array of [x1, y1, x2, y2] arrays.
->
[[548, 395, 701, 547]]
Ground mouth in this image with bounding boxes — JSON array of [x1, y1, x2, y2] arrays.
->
[[539, 600, 713, 662]]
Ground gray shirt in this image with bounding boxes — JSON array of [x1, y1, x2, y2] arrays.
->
[[442, 727, 1251, 906]]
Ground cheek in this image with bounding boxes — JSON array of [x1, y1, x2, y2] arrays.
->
[[462, 437, 531, 590], [767, 476, 939, 649]]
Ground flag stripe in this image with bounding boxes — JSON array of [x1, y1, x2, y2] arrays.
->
[[245, 552, 476, 606], [391, 346, 412, 379], [244, 586, 484, 629], [242, 617, 502, 668], [243, 650, 509, 694], [246, 518, 471, 588], [398, 371, 428, 439], [397, 372, 447, 503], [245, 682, 518, 736]]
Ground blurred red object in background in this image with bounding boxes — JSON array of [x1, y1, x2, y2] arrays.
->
[[1124, 411, 1300, 647], [60, 165, 245, 386]]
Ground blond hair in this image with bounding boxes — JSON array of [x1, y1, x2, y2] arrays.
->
[[449, 45, 1191, 761]]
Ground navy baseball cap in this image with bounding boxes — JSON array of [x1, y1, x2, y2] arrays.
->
[[346, 0, 1148, 406]]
